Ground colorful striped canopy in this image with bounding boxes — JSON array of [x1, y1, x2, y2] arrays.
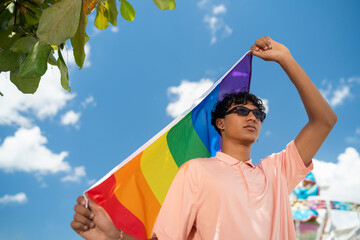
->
[[291, 199, 360, 212], [86, 52, 253, 238]]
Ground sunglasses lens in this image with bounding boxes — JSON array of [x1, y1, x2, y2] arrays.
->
[[253, 111, 262, 119], [236, 107, 250, 116], [253, 110, 266, 121]]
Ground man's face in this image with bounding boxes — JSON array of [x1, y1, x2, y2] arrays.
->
[[217, 103, 262, 145]]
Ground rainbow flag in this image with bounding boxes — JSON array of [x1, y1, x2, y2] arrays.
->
[[86, 52, 253, 238]]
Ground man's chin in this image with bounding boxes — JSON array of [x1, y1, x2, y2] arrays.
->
[[238, 137, 257, 146]]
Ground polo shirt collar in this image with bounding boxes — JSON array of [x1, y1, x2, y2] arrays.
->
[[215, 152, 254, 167]]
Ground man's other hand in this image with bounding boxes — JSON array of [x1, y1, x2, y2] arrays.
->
[[71, 195, 120, 240]]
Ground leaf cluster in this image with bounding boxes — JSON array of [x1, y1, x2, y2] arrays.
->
[[0, 0, 176, 95]]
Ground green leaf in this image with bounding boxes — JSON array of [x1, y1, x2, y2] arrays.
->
[[24, 11, 40, 26], [0, 2, 14, 30], [23, 1, 43, 19], [104, 0, 118, 26], [10, 36, 38, 53], [48, 52, 57, 66], [0, 30, 19, 49], [57, 49, 71, 92], [10, 69, 41, 94], [19, 42, 51, 78], [0, 1, 12, 12], [153, 0, 176, 10], [0, 48, 26, 72], [0, 91, 3, 96], [37, 0, 82, 45], [94, 3, 109, 30], [29, 0, 45, 5], [120, 0, 135, 21], [70, 6, 89, 69]]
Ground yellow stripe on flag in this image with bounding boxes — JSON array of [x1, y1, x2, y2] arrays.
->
[[140, 131, 179, 204]]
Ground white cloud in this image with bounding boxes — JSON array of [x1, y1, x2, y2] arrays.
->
[[325, 210, 359, 231], [0, 126, 87, 183], [62, 44, 91, 68], [213, 4, 226, 15], [81, 96, 96, 108], [90, 26, 101, 37], [312, 147, 360, 203], [348, 77, 360, 84], [203, 14, 232, 45], [61, 166, 86, 182], [111, 26, 119, 33], [319, 82, 332, 98], [261, 98, 269, 114], [198, 0, 232, 45], [346, 127, 360, 144], [166, 78, 213, 118], [87, 179, 97, 186], [61, 110, 81, 126], [311, 148, 360, 231], [0, 192, 27, 205], [320, 83, 351, 107], [203, 15, 219, 45], [320, 77, 360, 108], [197, 0, 210, 7], [329, 85, 350, 107], [0, 126, 71, 175], [312, 159, 337, 187], [222, 25, 232, 38], [0, 68, 75, 127]]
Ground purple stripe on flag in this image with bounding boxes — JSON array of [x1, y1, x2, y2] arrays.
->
[[218, 54, 253, 100]]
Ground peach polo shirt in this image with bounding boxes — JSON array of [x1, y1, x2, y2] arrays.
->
[[152, 140, 313, 240]]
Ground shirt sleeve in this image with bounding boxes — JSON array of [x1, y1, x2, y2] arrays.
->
[[151, 161, 198, 240], [264, 140, 313, 193], [282, 140, 314, 193]]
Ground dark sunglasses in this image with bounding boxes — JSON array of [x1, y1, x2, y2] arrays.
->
[[225, 106, 266, 121]]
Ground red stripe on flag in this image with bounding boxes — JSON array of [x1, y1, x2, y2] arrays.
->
[[87, 174, 147, 238]]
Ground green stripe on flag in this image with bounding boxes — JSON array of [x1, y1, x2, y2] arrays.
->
[[167, 112, 211, 167]]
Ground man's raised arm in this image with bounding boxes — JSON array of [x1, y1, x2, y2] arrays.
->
[[250, 36, 337, 166]]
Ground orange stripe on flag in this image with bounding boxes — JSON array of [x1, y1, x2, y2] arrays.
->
[[114, 152, 161, 237]]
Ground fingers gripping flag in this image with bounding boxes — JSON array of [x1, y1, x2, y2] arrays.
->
[[86, 52, 253, 238]]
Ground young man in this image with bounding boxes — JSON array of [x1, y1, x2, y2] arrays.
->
[[71, 36, 337, 240]]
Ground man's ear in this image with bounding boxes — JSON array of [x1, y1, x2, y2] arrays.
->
[[216, 118, 225, 130]]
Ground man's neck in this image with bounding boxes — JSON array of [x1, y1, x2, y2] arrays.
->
[[221, 139, 252, 162]]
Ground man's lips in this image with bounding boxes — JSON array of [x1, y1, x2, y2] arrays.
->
[[244, 125, 256, 131]]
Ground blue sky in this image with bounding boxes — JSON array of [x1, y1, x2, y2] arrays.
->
[[1, 0, 360, 239]]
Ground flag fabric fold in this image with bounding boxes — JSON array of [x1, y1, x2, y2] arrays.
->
[[86, 52, 253, 238]]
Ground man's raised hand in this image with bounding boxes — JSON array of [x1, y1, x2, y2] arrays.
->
[[250, 36, 291, 64]]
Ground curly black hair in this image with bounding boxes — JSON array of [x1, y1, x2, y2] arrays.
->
[[211, 92, 266, 136]]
